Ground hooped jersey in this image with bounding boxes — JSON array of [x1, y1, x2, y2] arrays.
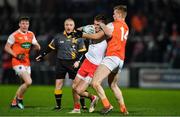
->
[[106, 20, 129, 60], [7, 29, 38, 66]]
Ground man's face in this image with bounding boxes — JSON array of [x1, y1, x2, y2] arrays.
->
[[94, 20, 103, 33], [113, 10, 121, 21], [19, 20, 29, 33], [64, 20, 75, 33]]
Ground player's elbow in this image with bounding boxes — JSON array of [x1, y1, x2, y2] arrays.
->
[[4, 44, 9, 53], [38, 45, 41, 50], [35, 44, 41, 51]]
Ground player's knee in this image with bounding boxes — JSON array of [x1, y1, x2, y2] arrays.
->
[[92, 82, 99, 89], [25, 80, 32, 86], [75, 87, 82, 95]]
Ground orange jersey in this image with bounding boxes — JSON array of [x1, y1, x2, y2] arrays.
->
[[106, 20, 129, 60], [7, 30, 37, 66]]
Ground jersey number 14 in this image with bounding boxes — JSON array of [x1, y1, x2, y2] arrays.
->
[[120, 27, 128, 41]]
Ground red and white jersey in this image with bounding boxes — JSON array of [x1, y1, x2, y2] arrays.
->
[[83, 25, 107, 65], [85, 40, 107, 65], [106, 20, 129, 60]]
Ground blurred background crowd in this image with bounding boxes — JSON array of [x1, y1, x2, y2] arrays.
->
[[1, 0, 180, 86]]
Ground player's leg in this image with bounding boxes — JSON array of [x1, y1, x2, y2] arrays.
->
[[68, 60, 87, 111], [91, 64, 113, 114], [16, 72, 32, 109], [75, 76, 99, 113], [11, 65, 32, 109], [72, 76, 81, 105], [69, 76, 81, 113], [75, 77, 91, 98], [93, 56, 123, 114], [108, 72, 129, 115]]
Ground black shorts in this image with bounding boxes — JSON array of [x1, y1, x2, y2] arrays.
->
[[55, 59, 78, 80]]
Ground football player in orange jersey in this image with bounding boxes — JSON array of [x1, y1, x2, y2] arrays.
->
[[4, 16, 41, 109], [71, 5, 129, 115]]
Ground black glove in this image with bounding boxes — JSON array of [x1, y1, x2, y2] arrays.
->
[[71, 30, 83, 38], [16, 53, 25, 60]]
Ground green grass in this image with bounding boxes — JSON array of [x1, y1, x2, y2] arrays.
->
[[0, 85, 180, 116]]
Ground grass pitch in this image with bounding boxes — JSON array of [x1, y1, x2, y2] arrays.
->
[[0, 85, 180, 116]]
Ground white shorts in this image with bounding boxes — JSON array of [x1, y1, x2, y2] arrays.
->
[[13, 65, 31, 76], [101, 56, 124, 73], [76, 74, 92, 84]]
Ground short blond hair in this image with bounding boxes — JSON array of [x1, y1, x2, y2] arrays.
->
[[114, 5, 127, 18], [64, 18, 75, 24]]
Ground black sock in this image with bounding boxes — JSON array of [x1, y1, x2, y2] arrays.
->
[[80, 96, 86, 108], [54, 89, 62, 108]]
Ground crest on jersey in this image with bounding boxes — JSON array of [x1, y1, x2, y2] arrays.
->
[[21, 42, 31, 49], [24, 36, 28, 40], [18, 37, 23, 40]]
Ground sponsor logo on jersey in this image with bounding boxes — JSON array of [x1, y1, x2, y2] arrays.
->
[[21, 42, 31, 49]]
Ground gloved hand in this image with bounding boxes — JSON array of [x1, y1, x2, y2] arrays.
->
[[70, 30, 83, 38], [16, 53, 25, 60]]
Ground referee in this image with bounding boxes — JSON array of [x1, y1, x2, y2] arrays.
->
[[36, 18, 87, 110]]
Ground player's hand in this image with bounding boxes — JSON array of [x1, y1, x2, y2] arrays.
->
[[70, 30, 83, 38], [36, 55, 43, 62], [73, 61, 80, 68], [16, 53, 25, 60]]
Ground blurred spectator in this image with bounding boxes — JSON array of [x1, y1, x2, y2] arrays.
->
[[131, 10, 147, 35]]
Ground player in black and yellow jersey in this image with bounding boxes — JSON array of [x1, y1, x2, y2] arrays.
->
[[36, 18, 87, 111]]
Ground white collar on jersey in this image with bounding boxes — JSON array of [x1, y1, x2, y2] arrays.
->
[[18, 29, 28, 34]]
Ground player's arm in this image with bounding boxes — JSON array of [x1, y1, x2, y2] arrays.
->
[[36, 39, 55, 62], [77, 24, 94, 32], [4, 42, 17, 58], [99, 23, 113, 38], [83, 23, 113, 40], [77, 27, 83, 31], [33, 43, 41, 50], [82, 31, 105, 40], [32, 35, 41, 50], [4, 35, 25, 60]]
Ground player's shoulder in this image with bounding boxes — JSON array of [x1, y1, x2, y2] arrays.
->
[[27, 30, 35, 35], [113, 20, 129, 30], [10, 30, 20, 36], [107, 22, 114, 28], [119, 20, 128, 28]]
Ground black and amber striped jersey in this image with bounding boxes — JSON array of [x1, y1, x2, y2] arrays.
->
[[48, 31, 86, 60]]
